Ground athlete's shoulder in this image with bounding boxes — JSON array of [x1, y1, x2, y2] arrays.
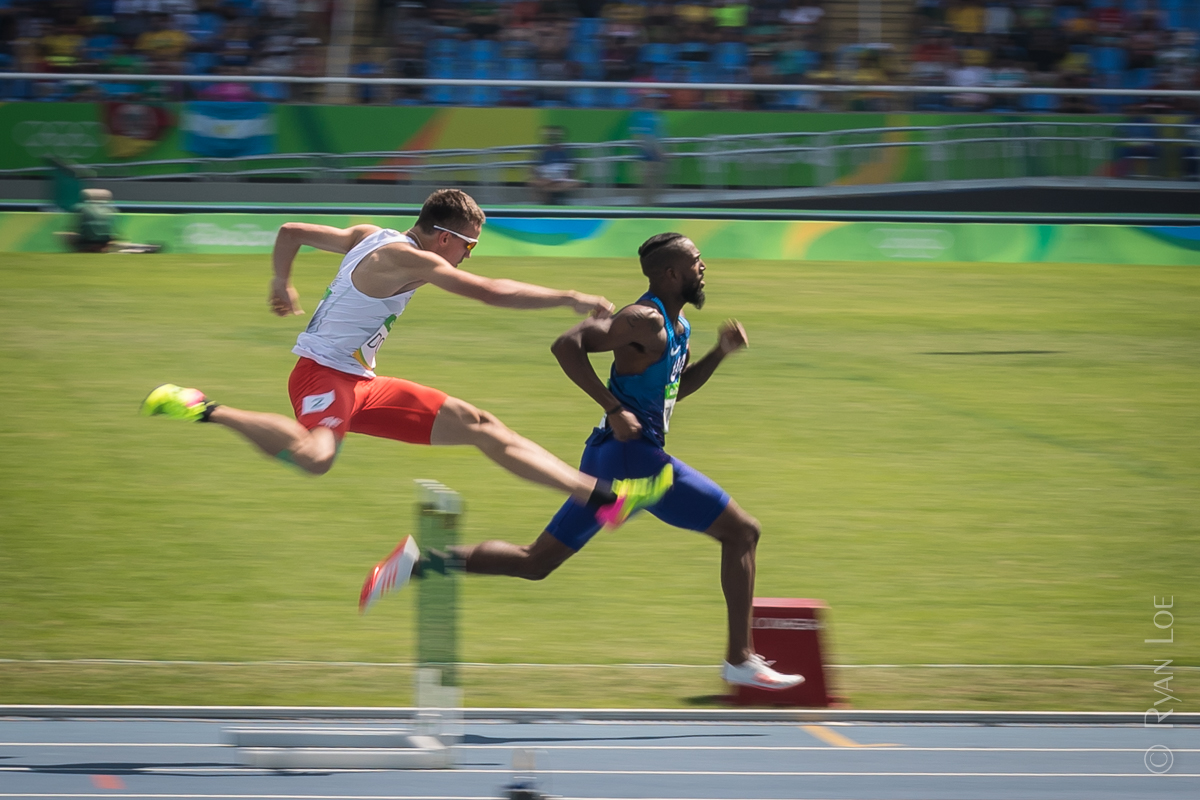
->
[[371, 234, 430, 265], [620, 299, 665, 324], [611, 301, 667, 345], [346, 223, 386, 244]]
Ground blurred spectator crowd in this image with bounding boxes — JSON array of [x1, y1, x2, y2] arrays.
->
[[1, 0, 1198, 111], [911, 0, 1200, 113], [0, 0, 332, 102]]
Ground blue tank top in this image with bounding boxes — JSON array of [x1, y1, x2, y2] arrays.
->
[[599, 293, 690, 447]]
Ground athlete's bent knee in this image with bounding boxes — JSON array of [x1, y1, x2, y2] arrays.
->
[[296, 455, 335, 476], [433, 397, 513, 447], [520, 545, 568, 581], [521, 561, 559, 582], [720, 512, 760, 549], [287, 429, 338, 475], [744, 516, 762, 547]]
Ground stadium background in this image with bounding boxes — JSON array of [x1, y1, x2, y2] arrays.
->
[[0, 0, 1197, 713]]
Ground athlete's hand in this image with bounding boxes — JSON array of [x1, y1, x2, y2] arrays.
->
[[269, 277, 304, 317], [717, 319, 748, 355], [572, 292, 616, 319], [609, 408, 642, 442]]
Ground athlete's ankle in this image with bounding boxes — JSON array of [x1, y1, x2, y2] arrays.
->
[[199, 402, 221, 423], [420, 547, 466, 576], [586, 480, 617, 508]]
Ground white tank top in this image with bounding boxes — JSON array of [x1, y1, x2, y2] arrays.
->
[[292, 228, 418, 378]]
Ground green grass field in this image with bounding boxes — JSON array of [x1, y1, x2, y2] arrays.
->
[[1, 251, 1197, 710]]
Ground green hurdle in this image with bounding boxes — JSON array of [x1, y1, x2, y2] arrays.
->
[[222, 482, 465, 768], [414, 479, 462, 688]]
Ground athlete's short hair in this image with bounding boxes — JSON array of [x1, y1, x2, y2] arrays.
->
[[415, 189, 486, 233], [638, 232, 691, 277]]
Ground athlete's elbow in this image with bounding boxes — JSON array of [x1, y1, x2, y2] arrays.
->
[[275, 222, 296, 245], [550, 333, 579, 360], [277, 221, 306, 240]]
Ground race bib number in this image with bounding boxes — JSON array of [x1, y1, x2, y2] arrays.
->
[[663, 380, 679, 432], [354, 314, 397, 371]]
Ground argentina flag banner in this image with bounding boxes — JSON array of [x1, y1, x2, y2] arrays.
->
[[182, 102, 275, 158]]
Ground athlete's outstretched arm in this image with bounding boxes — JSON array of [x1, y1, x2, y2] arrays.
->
[[421, 259, 614, 316], [677, 319, 748, 401], [268, 223, 381, 316], [552, 306, 660, 441]]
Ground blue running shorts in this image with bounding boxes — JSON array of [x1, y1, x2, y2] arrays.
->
[[545, 429, 731, 551]]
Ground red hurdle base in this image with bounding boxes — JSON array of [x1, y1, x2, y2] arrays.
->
[[729, 598, 839, 708]]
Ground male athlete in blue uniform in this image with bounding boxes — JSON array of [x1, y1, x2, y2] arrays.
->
[[424, 232, 803, 691]]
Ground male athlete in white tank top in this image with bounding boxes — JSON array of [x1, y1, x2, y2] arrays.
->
[[291, 227, 421, 378], [142, 189, 675, 606]]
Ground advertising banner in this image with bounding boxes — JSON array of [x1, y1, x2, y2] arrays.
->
[[181, 102, 275, 158], [1, 212, 1197, 266], [2, 102, 1136, 186]]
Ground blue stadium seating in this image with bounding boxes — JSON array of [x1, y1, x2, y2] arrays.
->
[[257, 82, 289, 102], [680, 61, 711, 83], [468, 39, 499, 65], [713, 41, 749, 81], [99, 80, 138, 101], [1092, 46, 1125, 76], [607, 87, 634, 109], [430, 39, 456, 62], [1022, 92, 1059, 112], [428, 56, 454, 79], [426, 51, 455, 104], [466, 61, 499, 106], [574, 16, 605, 45], [1094, 72, 1126, 113], [569, 43, 604, 80], [570, 87, 599, 108], [186, 51, 217, 76], [504, 58, 537, 81], [714, 41, 748, 69], [0, 53, 27, 101], [501, 58, 536, 105], [676, 41, 711, 63], [1124, 67, 1156, 90], [641, 42, 676, 65]]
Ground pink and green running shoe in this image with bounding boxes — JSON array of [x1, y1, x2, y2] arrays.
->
[[596, 463, 674, 530], [140, 384, 213, 422]]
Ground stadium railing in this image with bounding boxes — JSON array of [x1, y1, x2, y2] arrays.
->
[[2, 121, 1196, 204], [3, 71, 1200, 107]]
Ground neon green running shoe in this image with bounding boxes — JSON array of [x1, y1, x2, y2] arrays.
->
[[596, 463, 674, 530], [140, 384, 213, 422]]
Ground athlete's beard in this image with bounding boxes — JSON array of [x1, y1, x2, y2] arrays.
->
[[682, 277, 706, 310]]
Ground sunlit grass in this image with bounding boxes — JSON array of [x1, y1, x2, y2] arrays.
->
[[1, 252, 1196, 709]]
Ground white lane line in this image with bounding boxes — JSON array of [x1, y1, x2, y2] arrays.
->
[[0, 796, 859, 800], [0, 743, 219, 747], [2, 766, 1198, 777], [468, 745, 1197, 752], [0, 796, 496, 800], [3, 743, 1199, 753]]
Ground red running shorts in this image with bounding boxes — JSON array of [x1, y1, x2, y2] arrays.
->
[[287, 357, 447, 444]]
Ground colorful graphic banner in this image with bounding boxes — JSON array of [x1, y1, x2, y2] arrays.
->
[[1, 211, 1196, 266], [1, 102, 1134, 186], [181, 102, 275, 158]]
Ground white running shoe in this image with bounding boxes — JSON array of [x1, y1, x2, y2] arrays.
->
[[359, 535, 420, 614], [721, 654, 805, 691]]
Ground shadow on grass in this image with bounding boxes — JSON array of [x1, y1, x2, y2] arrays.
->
[[684, 693, 734, 707]]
